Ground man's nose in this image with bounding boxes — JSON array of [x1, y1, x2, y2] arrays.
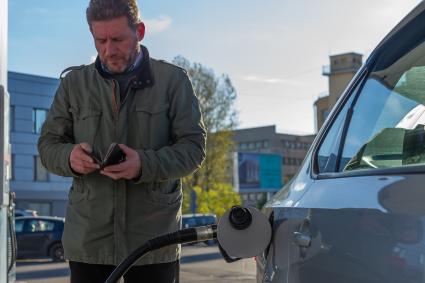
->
[[105, 41, 118, 57]]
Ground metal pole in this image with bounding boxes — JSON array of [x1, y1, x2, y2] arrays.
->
[[0, 0, 13, 282]]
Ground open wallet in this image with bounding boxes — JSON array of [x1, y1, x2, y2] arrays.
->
[[91, 143, 126, 169]]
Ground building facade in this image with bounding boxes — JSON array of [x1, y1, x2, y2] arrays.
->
[[9, 72, 70, 217], [232, 125, 315, 205], [315, 52, 363, 131]]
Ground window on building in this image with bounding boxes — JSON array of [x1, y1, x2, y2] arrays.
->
[[240, 143, 247, 150], [33, 108, 47, 134], [256, 141, 262, 149], [249, 142, 256, 150], [34, 156, 48, 181]]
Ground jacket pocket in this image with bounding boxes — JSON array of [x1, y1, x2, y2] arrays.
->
[[148, 180, 182, 205], [69, 107, 102, 145], [68, 178, 86, 205], [136, 104, 170, 115], [135, 104, 170, 149]]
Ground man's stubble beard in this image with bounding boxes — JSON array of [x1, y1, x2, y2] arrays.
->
[[103, 43, 140, 74]]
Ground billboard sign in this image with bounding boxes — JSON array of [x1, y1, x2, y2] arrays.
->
[[236, 152, 282, 190]]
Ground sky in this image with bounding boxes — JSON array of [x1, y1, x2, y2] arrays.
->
[[8, 0, 422, 134]]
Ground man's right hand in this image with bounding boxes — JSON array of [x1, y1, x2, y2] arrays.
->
[[69, 143, 100, 174]]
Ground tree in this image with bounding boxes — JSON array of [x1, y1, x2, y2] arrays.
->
[[182, 183, 241, 217], [173, 56, 240, 214]]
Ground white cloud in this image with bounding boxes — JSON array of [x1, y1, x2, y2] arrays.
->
[[144, 15, 172, 34], [90, 54, 97, 63], [241, 75, 302, 86]]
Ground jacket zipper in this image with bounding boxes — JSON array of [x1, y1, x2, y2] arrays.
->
[[111, 80, 119, 116], [111, 79, 119, 264]]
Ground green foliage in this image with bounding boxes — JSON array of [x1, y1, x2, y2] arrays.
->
[[173, 56, 239, 215], [182, 183, 241, 217], [172, 56, 237, 133], [256, 196, 268, 210]]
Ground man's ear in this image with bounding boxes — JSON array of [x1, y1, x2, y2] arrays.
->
[[136, 22, 145, 41]]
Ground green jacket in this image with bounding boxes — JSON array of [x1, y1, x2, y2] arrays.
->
[[38, 46, 206, 265]]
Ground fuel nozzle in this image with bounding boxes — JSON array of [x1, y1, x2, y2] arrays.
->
[[229, 206, 252, 230], [217, 206, 272, 261]]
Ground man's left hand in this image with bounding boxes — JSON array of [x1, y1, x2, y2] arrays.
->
[[101, 144, 142, 180]]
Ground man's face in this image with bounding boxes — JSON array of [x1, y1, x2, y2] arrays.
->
[[91, 16, 144, 74]]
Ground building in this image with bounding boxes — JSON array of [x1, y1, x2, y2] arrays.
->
[[9, 72, 70, 217], [232, 125, 315, 204], [315, 52, 363, 131]]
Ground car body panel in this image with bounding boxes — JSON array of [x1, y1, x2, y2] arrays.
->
[[258, 2, 425, 282]]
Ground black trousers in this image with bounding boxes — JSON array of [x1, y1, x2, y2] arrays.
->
[[69, 260, 180, 283]]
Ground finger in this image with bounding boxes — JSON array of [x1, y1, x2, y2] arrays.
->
[[118, 144, 133, 155], [74, 163, 97, 175], [82, 160, 100, 169], [103, 161, 128, 172], [75, 149, 95, 163], [80, 143, 93, 154], [101, 170, 125, 180], [79, 154, 95, 164], [72, 158, 98, 170], [84, 167, 98, 174]]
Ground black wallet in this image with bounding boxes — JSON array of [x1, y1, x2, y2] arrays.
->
[[91, 143, 126, 169]]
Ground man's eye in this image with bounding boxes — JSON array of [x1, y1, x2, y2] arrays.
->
[[97, 39, 106, 44]]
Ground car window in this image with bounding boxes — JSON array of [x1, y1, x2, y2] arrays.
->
[[317, 90, 356, 173], [26, 220, 55, 232], [15, 220, 24, 233], [197, 216, 216, 226], [340, 41, 425, 172], [184, 218, 197, 227]]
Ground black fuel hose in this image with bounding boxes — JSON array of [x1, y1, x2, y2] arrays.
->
[[105, 224, 217, 283], [7, 193, 17, 274]]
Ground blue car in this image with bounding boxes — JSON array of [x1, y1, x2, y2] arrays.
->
[[15, 216, 65, 261]]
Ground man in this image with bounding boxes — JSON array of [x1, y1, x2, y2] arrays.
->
[[38, 0, 206, 282]]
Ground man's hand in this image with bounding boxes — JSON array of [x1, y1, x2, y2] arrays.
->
[[69, 143, 100, 174], [101, 144, 142, 180]]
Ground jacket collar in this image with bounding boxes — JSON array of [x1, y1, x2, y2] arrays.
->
[[94, 45, 154, 89]]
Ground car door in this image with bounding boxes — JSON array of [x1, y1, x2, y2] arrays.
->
[[14, 219, 26, 258], [284, 9, 425, 283], [17, 219, 56, 258]]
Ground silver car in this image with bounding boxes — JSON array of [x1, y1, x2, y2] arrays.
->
[[258, 2, 425, 283]]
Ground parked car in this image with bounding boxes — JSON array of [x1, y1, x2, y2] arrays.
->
[[14, 209, 38, 217], [15, 216, 65, 261], [257, 2, 425, 283], [182, 214, 217, 245]]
